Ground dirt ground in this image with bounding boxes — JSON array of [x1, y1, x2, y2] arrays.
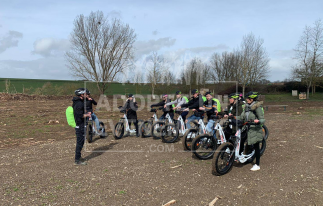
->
[[0, 95, 323, 205]]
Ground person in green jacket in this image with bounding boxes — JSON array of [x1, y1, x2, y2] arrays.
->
[[240, 91, 265, 171]]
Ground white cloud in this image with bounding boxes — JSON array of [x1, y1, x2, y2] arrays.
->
[[268, 57, 296, 81], [0, 30, 23, 53], [0, 57, 72, 80], [152, 30, 158, 35], [32, 38, 70, 57], [134, 37, 176, 58]]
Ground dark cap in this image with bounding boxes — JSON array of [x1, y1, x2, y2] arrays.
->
[[205, 92, 213, 96], [175, 91, 182, 95], [191, 89, 198, 94], [128, 94, 134, 98]]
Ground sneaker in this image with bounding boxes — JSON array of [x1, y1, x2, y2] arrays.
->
[[79, 157, 87, 162], [74, 161, 87, 166], [250, 164, 260, 171]]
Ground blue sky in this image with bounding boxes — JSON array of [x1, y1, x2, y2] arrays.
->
[[0, 0, 322, 81]]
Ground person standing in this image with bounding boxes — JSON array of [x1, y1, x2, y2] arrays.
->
[[121, 94, 139, 137], [73, 88, 91, 165], [240, 91, 265, 171]]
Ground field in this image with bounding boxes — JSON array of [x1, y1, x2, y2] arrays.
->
[[0, 94, 323, 205]]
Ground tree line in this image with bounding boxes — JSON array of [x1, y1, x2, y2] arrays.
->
[[65, 10, 322, 99]]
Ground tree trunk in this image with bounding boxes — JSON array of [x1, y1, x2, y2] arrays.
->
[[242, 85, 246, 97], [307, 87, 310, 100]]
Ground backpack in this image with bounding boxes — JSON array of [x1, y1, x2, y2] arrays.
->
[[66, 106, 76, 128], [212, 98, 221, 112]]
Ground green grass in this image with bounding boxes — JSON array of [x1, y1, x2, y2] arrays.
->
[[0, 78, 151, 95], [265, 93, 323, 102]]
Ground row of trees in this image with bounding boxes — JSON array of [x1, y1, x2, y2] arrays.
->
[[65, 10, 322, 99], [144, 33, 270, 96], [292, 19, 323, 98]]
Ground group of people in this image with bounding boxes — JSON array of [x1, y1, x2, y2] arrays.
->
[[71, 88, 265, 171]]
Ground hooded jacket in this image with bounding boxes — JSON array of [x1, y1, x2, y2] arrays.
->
[[86, 97, 97, 113], [241, 101, 265, 145], [228, 100, 244, 118], [72, 96, 86, 126], [181, 94, 204, 117], [122, 99, 138, 119], [165, 96, 187, 109], [151, 98, 174, 114]]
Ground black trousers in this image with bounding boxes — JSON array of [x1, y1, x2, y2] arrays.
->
[[128, 119, 139, 136], [75, 124, 85, 161]]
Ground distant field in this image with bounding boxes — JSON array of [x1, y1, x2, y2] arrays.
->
[[0, 78, 152, 95], [265, 93, 323, 102]]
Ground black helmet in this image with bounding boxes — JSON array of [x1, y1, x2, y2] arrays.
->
[[128, 94, 134, 98], [245, 91, 259, 100], [85, 89, 90, 94], [228, 93, 239, 99], [75, 88, 86, 96], [175, 91, 182, 95], [205, 91, 213, 96]]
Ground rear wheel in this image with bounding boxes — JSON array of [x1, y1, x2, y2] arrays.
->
[[245, 139, 266, 163], [86, 123, 93, 143], [192, 134, 218, 160], [212, 142, 235, 176], [114, 122, 124, 139], [182, 129, 198, 151], [161, 124, 179, 143], [139, 120, 152, 138], [151, 121, 165, 139], [262, 125, 269, 140]]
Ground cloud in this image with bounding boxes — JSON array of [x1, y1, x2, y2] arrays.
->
[[32, 38, 70, 57], [268, 57, 296, 81], [152, 30, 158, 35], [134, 37, 176, 58], [107, 10, 122, 19], [0, 57, 72, 80], [0, 30, 23, 53]]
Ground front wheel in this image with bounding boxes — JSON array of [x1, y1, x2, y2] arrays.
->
[[192, 134, 218, 160], [245, 139, 267, 163], [99, 121, 106, 138], [182, 128, 198, 151], [139, 120, 152, 138], [86, 123, 93, 143], [212, 142, 235, 176], [161, 124, 179, 143], [114, 122, 124, 139]]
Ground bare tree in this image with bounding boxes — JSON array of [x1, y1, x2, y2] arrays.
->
[[238, 33, 270, 96], [209, 51, 241, 82], [146, 52, 165, 95], [65, 11, 137, 94], [292, 19, 323, 99]]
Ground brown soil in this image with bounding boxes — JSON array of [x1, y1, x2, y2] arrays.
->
[[0, 96, 322, 205]]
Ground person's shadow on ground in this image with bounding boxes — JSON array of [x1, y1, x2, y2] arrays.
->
[[83, 142, 118, 161]]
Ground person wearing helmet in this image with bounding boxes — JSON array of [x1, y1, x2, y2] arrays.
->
[[121, 94, 139, 137], [164, 91, 189, 122], [85, 89, 102, 134], [239, 93, 245, 103], [151, 94, 174, 120], [178, 89, 204, 129], [199, 92, 218, 134], [240, 91, 265, 171], [223, 93, 244, 141], [72, 88, 91, 165], [224, 93, 244, 118]]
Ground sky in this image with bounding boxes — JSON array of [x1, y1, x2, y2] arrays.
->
[[0, 0, 322, 82]]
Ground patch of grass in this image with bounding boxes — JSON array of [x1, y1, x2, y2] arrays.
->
[[161, 160, 165, 163], [13, 187, 19, 192], [265, 93, 323, 102], [118, 190, 126, 195], [56, 185, 63, 190]]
